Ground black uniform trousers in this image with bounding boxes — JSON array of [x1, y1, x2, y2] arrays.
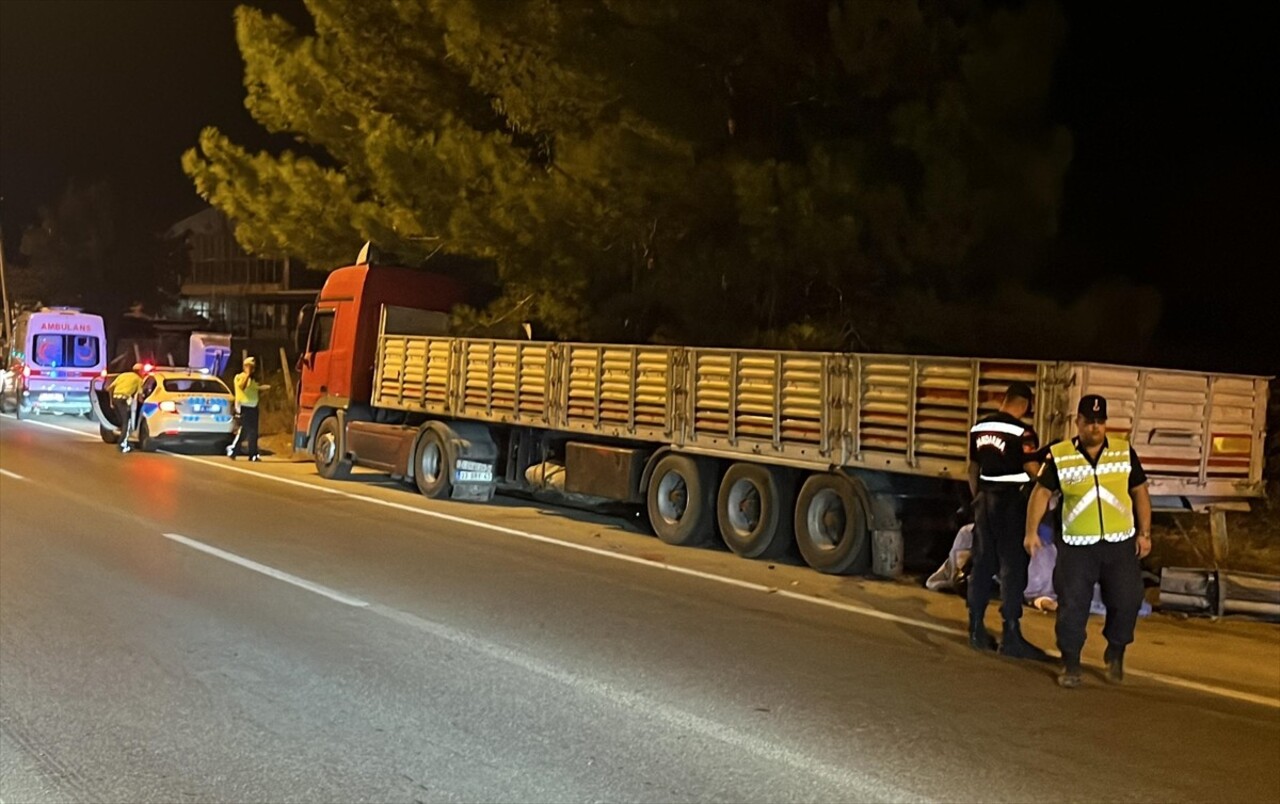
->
[[1053, 536, 1144, 657], [112, 396, 135, 443], [967, 488, 1030, 624], [232, 404, 260, 457]]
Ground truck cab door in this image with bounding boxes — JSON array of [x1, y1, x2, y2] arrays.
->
[[297, 306, 338, 435]]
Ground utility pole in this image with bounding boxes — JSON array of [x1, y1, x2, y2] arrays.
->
[[0, 219, 11, 353]]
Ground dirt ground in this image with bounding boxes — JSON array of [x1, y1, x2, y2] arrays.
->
[[1147, 482, 1280, 575]]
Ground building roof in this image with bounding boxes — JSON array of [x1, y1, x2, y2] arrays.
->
[[167, 206, 232, 239]]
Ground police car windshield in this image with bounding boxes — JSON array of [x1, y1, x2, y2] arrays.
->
[[162, 378, 229, 394]]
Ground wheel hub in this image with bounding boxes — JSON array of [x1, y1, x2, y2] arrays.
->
[[726, 478, 762, 536], [420, 441, 442, 483], [318, 432, 336, 464], [656, 471, 688, 525], [807, 488, 847, 550]]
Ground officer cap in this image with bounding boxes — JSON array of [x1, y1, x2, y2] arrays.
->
[[1078, 394, 1108, 420], [1004, 382, 1034, 403], [243, 356, 256, 367]]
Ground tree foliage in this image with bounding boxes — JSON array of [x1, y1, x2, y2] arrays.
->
[[15, 181, 183, 315], [185, 0, 1137, 353]]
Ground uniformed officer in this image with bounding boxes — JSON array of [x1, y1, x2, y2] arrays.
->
[[1025, 394, 1152, 688], [966, 381, 1049, 660], [106, 363, 144, 454], [228, 355, 263, 461]]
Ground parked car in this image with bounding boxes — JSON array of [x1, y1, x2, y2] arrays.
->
[[90, 366, 235, 452]]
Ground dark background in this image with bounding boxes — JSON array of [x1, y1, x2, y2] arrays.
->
[[1, 1, 1275, 374]]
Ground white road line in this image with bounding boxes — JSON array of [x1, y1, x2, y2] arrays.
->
[[0, 415, 98, 439], [11, 422, 1271, 711], [159, 453, 1280, 710], [1122, 668, 1280, 709], [160, 530, 917, 802], [162, 533, 370, 608], [367, 602, 919, 802], [160, 451, 960, 635], [0, 468, 25, 481]]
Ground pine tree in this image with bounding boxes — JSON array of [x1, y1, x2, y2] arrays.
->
[[185, 0, 1074, 351]]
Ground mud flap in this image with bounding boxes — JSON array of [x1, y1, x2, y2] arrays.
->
[[436, 421, 499, 502]]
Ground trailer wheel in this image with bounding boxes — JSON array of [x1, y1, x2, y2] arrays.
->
[[717, 462, 795, 559], [314, 416, 351, 480], [414, 428, 453, 500], [99, 424, 121, 445], [794, 473, 870, 575], [646, 453, 717, 547]]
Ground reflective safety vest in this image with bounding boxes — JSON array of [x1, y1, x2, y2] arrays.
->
[[1050, 438, 1135, 545]]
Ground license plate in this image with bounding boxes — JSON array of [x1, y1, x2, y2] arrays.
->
[[455, 459, 494, 484], [192, 405, 220, 413], [38, 392, 65, 402]]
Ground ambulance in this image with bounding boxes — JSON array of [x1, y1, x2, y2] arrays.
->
[[5, 307, 107, 418]]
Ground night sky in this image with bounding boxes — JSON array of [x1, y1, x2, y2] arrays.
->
[[1, 1, 1275, 374]]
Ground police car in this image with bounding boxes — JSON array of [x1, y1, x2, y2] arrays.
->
[[90, 365, 236, 452]]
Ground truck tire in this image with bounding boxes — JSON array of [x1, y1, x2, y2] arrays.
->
[[646, 453, 717, 547], [414, 428, 453, 500], [314, 416, 352, 480], [138, 420, 157, 452], [717, 462, 795, 559], [100, 424, 121, 445], [794, 473, 870, 575]]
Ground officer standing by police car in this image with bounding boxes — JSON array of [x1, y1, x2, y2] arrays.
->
[[1025, 394, 1152, 688], [965, 381, 1050, 660], [106, 363, 145, 454]]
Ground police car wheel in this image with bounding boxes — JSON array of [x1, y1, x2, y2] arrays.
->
[[138, 421, 158, 452], [100, 424, 121, 445]]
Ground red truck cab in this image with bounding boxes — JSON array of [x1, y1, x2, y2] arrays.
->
[[294, 263, 469, 452]]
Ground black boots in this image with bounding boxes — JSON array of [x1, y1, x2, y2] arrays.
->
[[1057, 653, 1083, 688], [998, 621, 1051, 662], [1104, 644, 1125, 684], [968, 610, 997, 652]]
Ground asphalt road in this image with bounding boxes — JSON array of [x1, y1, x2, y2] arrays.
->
[[2, 413, 1278, 803]]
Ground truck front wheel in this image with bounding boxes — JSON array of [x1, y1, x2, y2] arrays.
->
[[314, 417, 352, 480], [414, 428, 453, 500], [646, 453, 717, 547]]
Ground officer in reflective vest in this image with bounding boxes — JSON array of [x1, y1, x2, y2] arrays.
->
[[106, 363, 145, 454], [1025, 394, 1152, 688], [965, 381, 1050, 660]]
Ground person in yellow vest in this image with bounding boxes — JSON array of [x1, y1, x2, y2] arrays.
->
[[1024, 394, 1152, 688], [227, 356, 263, 461], [106, 363, 145, 454]]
